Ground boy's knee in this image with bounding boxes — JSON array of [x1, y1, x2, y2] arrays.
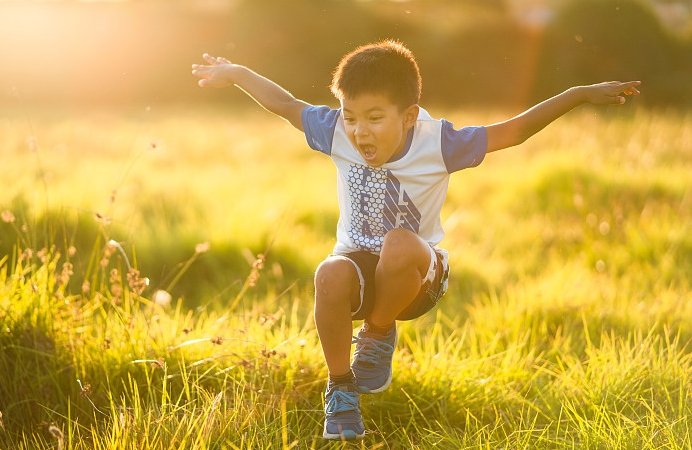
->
[[314, 257, 359, 300], [381, 228, 423, 258], [380, 228, 430, 273], [382, 227, 421, 248]]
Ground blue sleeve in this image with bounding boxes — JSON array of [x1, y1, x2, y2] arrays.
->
[[440, 121, 488, 173], [302, 105, 340, 156]]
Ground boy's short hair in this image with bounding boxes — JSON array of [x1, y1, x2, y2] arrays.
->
[[330, 39, 422, 110]]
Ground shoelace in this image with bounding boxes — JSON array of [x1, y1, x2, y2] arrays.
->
[[325, 389, 360, 415], [352, 336, 395, 366]]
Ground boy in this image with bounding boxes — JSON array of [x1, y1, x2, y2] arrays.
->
[[192, 40, 640, 441]]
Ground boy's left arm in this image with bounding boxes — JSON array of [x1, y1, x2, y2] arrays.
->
[[485, 81, 641, 153]]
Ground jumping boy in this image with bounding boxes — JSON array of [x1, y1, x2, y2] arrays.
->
[[192, 40, 640, 441]]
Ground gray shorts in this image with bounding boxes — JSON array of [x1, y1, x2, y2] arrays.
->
[[327, 246, 449, 321]]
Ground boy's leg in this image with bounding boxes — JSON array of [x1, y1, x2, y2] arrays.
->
[[314, 256, 362, 377], [314, 257, 365, 440], [370, 227, 431, 327], [352, 228, 432, 393]]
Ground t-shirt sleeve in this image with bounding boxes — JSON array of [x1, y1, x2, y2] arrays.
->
[[302, 105, 340, 155], [440, 121, 487, 173]]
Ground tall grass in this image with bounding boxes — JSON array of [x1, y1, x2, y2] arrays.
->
[[1, 104, 691, 448]]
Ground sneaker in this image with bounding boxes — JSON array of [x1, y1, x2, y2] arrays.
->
[[351, 324, 398, 393], [323, 383, 365, 440]]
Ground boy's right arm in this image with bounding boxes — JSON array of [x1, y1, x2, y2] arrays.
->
[[192, 54, 310, 131]]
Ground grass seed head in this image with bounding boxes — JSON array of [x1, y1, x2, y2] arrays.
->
[[56, 262, 74, 287], [195, 241, 211, 254], [79, 383, 92, 396], [94, 212, 112, 225], [110, 283, 123, 299], [37, 248, 49, 263], [109, 268, 120, 284], [153, 289, 172, 307], [127, 268, 148, 295], [48, 424, 64, 450], [247, 253, 266, 287], [104, 241, 117, 257], [151, 358, 165, 370], [20, 248, 33, 262], [1, 210, 15, 223]]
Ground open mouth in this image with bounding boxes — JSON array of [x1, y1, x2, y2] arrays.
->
[[360, 144, 376, 161]]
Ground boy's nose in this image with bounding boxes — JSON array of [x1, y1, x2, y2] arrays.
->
[[354, 122, 370, 137]]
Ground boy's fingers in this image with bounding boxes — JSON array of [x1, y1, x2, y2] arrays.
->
[[622, 81, 641, 95], [601, 81, 640, 103], [191, 66, 207, 76], [203, 53, 223, 65]]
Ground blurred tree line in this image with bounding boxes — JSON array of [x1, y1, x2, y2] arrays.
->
[[1, 0, 690, 109]]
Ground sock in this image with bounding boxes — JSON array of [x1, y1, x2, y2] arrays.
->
[[328, 371, 355, 387], [363, 321, 395, 336]]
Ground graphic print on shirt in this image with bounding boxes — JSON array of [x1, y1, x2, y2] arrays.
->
[[346, 164, 421, 251]]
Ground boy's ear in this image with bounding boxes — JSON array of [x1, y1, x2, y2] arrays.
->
[[403, 104, 419, 129]]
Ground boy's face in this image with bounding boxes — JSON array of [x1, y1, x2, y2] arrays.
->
[[340, 93, 418, 168]]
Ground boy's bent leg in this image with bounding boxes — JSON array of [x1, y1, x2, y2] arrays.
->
[[314, 256, 362, 377], [314, 257, 364, 439], [353, 228, 431, 393], [370, 227, 431, 326]]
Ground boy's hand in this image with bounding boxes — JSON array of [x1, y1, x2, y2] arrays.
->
[[581, 81, 641, 105], [192, 53, 237, 88]]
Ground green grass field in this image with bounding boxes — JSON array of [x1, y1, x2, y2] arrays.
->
[[1, 104, 691, 448]]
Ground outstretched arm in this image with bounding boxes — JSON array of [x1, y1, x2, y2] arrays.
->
[[485, 81, 641, 153], [192, 54, 310, 131]]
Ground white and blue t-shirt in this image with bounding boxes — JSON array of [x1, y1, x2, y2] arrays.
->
[[302, 105, 487, 255]]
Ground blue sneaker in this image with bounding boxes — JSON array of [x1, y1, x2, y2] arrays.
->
[[323, 383, 365, 440], [351, 324, 398, 393]]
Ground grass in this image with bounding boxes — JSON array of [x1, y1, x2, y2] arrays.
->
[[1, 103, 691, 448]]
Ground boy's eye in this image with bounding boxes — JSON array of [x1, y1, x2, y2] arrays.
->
[[344, 117, 355, 124], [370, 116, 383, 122]]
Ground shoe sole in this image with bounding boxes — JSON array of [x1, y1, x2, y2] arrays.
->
[[356, 372, 392, 394], [323, 430, 365, 440]]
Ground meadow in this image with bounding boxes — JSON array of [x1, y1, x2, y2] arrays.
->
[[1, 103, 691, 449]]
